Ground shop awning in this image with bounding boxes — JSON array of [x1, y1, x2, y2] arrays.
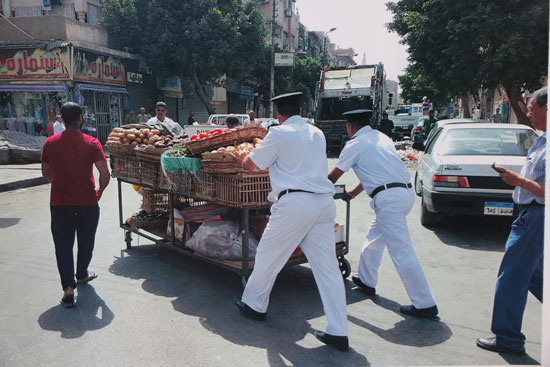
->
[[0, 83, 69, 94], [76, 84, 128, 94]]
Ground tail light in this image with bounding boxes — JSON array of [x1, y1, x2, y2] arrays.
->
[[433, 175, 470, 188], [414, 127, 422, 133]]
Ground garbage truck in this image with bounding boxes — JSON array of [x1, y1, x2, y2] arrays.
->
[[314, 63, 386, 155]]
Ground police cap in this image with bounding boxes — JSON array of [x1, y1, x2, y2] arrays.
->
[[270, 92, 303, 105], [342, 109, 373, 123]]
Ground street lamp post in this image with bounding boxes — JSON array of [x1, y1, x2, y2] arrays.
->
[[322, 27, 336, 66]]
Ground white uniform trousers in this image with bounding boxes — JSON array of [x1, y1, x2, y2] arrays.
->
[[242, 192, 348, 336], [358, 187, 436, 309]]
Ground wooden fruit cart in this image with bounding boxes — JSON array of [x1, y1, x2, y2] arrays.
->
[[110, 129, 352, 286]]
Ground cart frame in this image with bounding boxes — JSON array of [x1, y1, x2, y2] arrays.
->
[[117, 178, 351, 285]]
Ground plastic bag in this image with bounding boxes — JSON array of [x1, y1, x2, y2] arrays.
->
[[185, 220, 258, 260], [167, 208, 186, 241]]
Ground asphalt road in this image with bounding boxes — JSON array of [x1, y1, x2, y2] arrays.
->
[[0, 159, 542, 366]]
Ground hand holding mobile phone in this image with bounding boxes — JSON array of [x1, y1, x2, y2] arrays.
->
[[491, 162, 504, 173]]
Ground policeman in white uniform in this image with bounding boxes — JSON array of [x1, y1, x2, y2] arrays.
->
[[234, 92, 349, 351], [329, 109, 438, 318]]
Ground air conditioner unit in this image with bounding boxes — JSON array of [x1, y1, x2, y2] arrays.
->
[[284, 9, 292, 17]]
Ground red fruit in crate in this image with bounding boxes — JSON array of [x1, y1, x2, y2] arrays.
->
[[190, 135, 199, 141], [223, 129, 231, 133], [199, 133, 209, 139]]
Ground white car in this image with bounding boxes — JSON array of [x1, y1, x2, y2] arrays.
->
[[413, 122, 538, 226], [207, 114, 249, 125]]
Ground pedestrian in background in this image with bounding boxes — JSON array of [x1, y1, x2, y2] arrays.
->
[[477, 86, 546, 356], [136, 107, 149, 123], [187, 111, 196, 125], [233, 92, 349, 351], [41, 102, 110, 308], [244, 109, 260, 128], [422, 109, 438, 138], [125, 108, 137, 124], [422, 96, 431, 115], [329, 109, 438, 318], [379, 112, 394, 139], [53, 115, 65, 135], [491, 107, 503, 123]]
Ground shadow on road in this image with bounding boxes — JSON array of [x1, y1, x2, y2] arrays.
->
[[37, 285, 114, 339], [429, 215, 514, 252], [0, 217, 20, 229], [499, 350, 541, 365], [348, 294, 452, 347], [109, 244, 370, 366]]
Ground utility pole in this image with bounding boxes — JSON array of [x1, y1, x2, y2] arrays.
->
[[269, 0, 277, 118]]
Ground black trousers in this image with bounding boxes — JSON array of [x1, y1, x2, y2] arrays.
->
[[50, 205, 100, 290]]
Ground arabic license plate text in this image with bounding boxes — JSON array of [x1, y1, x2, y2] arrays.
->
[[484, 202, 513, 216]]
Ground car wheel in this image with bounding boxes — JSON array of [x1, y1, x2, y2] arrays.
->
[[414, 172, 422, 197], [420, 197, 439, 227]]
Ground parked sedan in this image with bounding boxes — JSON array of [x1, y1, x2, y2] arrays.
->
[[413, 123, 538, 226]]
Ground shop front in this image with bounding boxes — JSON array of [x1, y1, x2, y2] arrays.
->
[[73, 48, 128, 144], [0, 46, 71, 135]]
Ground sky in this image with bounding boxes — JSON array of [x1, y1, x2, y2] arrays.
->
[[296, 0, 408, 82]]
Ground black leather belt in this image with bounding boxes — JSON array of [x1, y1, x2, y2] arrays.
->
[[515, 201, 544, 211], [369, 182, 412, 199], [278, 189, 314, 200]]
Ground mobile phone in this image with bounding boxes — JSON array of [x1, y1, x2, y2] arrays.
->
[[491, 162, 503, 173]]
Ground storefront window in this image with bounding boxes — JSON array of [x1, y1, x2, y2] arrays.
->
[[0, 91, 67, 136]]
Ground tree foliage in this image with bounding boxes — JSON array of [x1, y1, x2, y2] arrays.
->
[[102, 0, 267, 114], [387, 0, 548, 124]]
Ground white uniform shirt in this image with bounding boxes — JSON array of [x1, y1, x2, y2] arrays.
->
[[146, 116, 176, 125], [248, 115, 335, 198], [243, 118, 261, 128], [53, 121, 65, 135], [337, 125, 411, 196]]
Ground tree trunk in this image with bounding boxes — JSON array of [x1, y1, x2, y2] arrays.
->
[[192, 68, 215, 115], [461, 94, 471, 118], [503, 83, 531, 127]]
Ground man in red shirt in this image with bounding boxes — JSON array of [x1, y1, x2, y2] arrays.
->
[[41, 102, 110, 308]]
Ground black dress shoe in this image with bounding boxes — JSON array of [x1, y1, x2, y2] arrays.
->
[[314, 331, 349, 351], [476, 337, 526, 355], [399, 304, 438, 318], [351, 275, 376, 296], [235, 298, 266, 321]]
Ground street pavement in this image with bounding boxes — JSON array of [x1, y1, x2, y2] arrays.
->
[[0, 160, 543, 366]]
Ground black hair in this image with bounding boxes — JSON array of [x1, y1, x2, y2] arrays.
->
[[226, 116, 240, 127], [382, 112, 388, 117], [60, 102, 82, 127], [275, 99, 301, 117]]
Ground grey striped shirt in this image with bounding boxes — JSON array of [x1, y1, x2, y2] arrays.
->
[[513, 132, 546, 204]]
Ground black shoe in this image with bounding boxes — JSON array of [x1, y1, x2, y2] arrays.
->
[[476, 337, 526, 356], [314, 331, 349, 351], [351, 275, 376, 296], [399, 304, 438, 318], [235, 298, 266, 321]]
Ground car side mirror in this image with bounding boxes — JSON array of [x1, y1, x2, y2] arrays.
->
[[412, 142, 425, 151]]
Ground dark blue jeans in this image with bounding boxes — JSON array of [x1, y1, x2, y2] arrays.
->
[[50, 205, 100, 290], [491, 206, 544, 350]]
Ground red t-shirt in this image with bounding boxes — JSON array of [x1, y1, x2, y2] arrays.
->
[[41, 131, 106, 206]]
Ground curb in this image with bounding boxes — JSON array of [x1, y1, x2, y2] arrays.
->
[[0, 177, 49, 193]]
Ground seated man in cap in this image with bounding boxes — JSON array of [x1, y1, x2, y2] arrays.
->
[[233, 92, 349, 351], [328, 109, 438, 318], [146, 101, 184, 136]]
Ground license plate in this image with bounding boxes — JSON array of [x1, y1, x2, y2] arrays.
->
[[484, 202, 514, 216]]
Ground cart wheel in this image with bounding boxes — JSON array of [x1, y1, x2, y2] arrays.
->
[[338, 257, 351, 279], [125, 230, 132, 250]]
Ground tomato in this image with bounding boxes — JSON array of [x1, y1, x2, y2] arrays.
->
[[190, 134, 199, 141], [210, 129, 223, 136], [223, 128, 231, 133], [199, 133, 209, 139]]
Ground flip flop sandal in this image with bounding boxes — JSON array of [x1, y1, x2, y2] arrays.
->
[[76, 271, 98, 284], [61, 294, 76, 308]]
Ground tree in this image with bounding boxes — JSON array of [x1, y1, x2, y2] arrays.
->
[[398, 63, 452, 109], [387, 0, 548, 125], [102, 0, 267, 114]]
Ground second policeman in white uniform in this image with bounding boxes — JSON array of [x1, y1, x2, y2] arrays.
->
[[329, 109, 438, 318], [234, 92, 349, 351]]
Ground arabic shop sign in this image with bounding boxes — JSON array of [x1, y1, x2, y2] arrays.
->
[[74, 49, 125, 85], [0, 48, 70, 79]]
